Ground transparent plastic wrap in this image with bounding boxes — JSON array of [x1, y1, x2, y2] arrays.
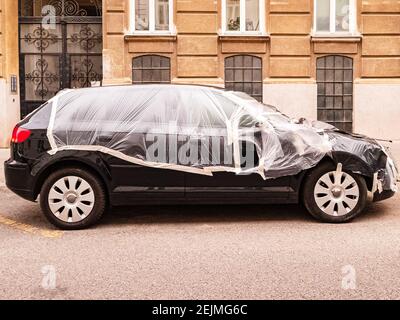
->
[[46, 85, 333, 179]]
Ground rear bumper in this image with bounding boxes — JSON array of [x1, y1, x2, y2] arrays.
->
[[4, 159, 36, 201]]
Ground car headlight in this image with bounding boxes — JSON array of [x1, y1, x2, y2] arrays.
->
[[376, 143, 399, 191]]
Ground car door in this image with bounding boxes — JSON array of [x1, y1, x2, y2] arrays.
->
[[184, 140, 292, 201], [184, 96, 292, 201], [106, 92, 185, 203], [107, 153, 185, 203]]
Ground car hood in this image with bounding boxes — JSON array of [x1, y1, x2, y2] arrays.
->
[[298, 118, 388, 168], [309, 119, 398, 192]]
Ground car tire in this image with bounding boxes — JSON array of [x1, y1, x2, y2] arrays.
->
[[40, 167, 106, 230], [303, 162, 367, 223]]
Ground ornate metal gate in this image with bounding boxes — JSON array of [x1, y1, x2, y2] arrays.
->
[[19, 0, 103, 117]]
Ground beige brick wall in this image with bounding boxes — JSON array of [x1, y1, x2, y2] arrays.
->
[[269, 0, 312, 79], [102, 0, 129, 84], [361, 0, 400, 78], [2, 0, 21, 78], [0, 0, 4, 79], [176, 0, 219, 80], [102, 0, 400, 84], [0, 0, 20, 147]]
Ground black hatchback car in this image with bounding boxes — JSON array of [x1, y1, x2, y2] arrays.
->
[[5, 85, 398, 229]]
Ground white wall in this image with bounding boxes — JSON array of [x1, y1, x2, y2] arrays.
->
[[0, 79, 21, 148], [263, 83, 317, 120], [354, 84, 400, 141]]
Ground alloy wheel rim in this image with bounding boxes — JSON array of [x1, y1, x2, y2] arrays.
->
[[48, 176, 95, 223], [314, 169, 360, 217]]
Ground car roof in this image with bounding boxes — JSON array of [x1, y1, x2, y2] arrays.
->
[[58, 83, 227, 96]]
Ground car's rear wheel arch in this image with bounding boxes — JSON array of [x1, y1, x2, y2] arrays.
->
[[33, 159, 111, 205]]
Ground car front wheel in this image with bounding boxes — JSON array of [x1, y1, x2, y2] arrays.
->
[[303, 162, 367, 223], [40, 168, 106, 230]]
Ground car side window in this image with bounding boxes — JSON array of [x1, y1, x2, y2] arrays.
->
[[239, 114, 257, 128], [174, 89, 227, 129], [26, 102, 52, 126], [212, 92, 239, 120]]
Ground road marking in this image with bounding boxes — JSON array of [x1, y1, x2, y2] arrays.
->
[[0, 215, 64, 238]]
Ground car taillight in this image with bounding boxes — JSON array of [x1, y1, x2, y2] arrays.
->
[[11, 126, 31, 144]]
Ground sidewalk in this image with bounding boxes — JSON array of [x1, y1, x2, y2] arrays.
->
[[0, 149, 8, 185]]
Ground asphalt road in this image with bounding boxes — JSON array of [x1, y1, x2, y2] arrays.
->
[[0, 146, 400, 300]]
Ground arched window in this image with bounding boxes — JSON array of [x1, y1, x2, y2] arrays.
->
[[225, 55, 263, 102], [317, 55, 353, 132], [132, 55, 171, 84]]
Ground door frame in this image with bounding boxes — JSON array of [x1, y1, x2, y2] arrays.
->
[[18, 0, 103, 118]]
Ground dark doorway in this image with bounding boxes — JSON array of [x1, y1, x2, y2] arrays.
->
[[224, 55, 263, 102], [19, 0, 103, 117], [316, 55, 353, 132]]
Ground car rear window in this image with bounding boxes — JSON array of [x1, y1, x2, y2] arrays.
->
[[22, 102, 52, 127]]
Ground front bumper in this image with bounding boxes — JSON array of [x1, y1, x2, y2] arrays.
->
[[373, 190, 396, 202], [4, 159, 36, 201], [372, 149, 398, 202]]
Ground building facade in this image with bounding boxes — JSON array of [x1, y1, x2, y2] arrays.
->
[[0, 0, 399, 147], [0, 0, 20, 147]]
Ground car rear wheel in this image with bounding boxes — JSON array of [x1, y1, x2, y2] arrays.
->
[[303, 162, 367, 223], [40, 168, 106, 230]]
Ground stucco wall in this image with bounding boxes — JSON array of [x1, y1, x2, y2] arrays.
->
[[354, 83, 400, 140], [0, 79, 20, 147], [263, 83, 317, 120], [263, 82, 400, 141], [0, 0, 20, 148]]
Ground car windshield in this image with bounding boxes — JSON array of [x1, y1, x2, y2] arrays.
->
[[227, 91, 291, 124]]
